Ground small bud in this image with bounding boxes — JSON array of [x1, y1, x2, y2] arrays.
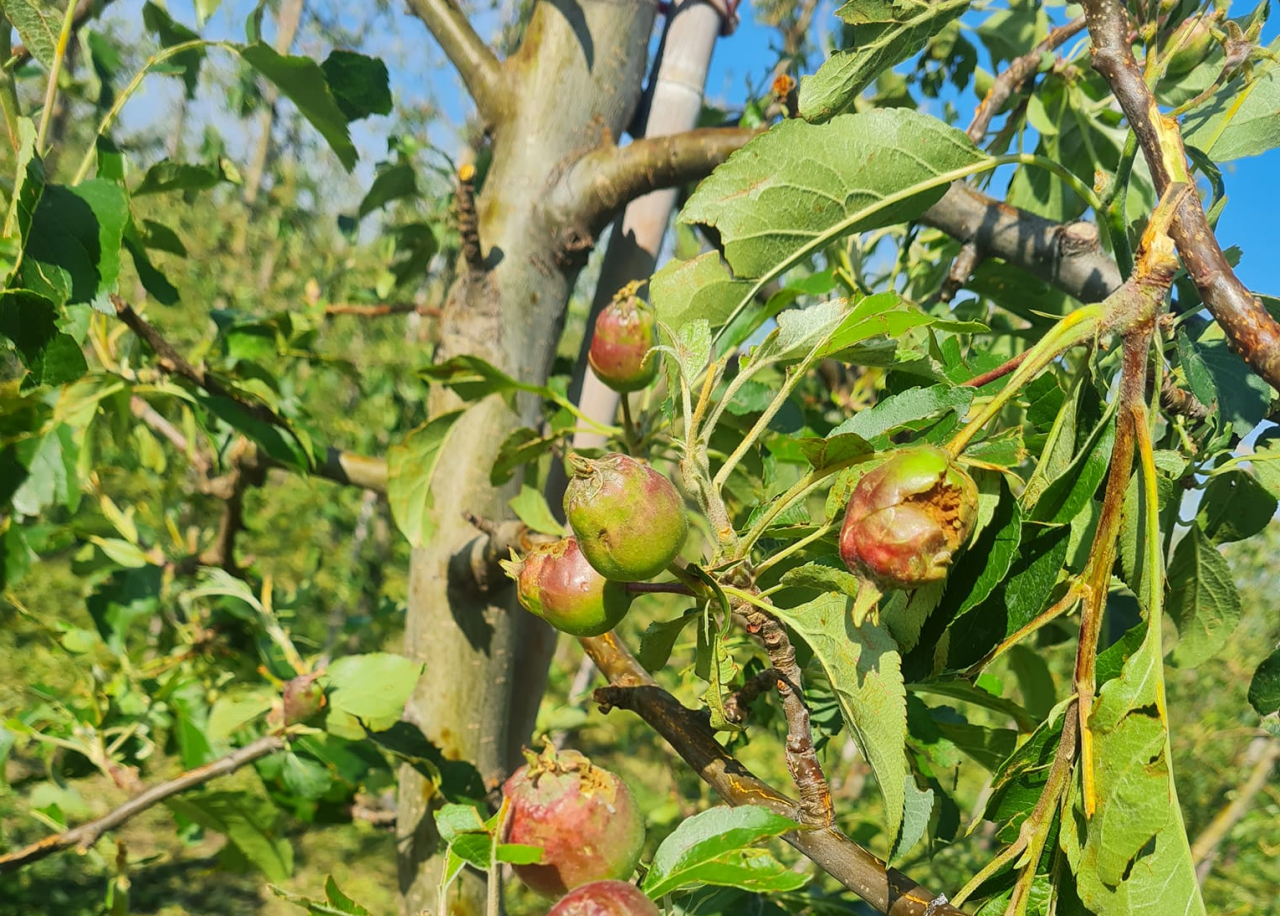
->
[[282, 674, 326, 726], [839, 445, 978, 590]]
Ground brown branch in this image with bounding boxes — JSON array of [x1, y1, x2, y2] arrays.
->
[[130, 395, 211, 476], [1191, 735, 1280, 881], [112, 295, 288, 431], [581, 632, 965, 916], [0, 735, 285, 875], [1083, 0, 1280, 391], [739, 599, 833, 826], [1160, 376, 1212, 421], [920, 184, 1121, 304], [963, 350, 1029, 388], [114, 297, 387, 494], [966, 17, 1087, 144], [938, 239, 982, 304], [561, 127, 760, 234], [403, 0, 504, 123], [324, 302, 441, 318], [721, 667, 778, 725]]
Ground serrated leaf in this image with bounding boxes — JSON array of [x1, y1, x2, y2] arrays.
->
[[1165, 525, 1242, 668], [892, 778, 934, 861], [386, 410, 465, 548], [0, 0, 59, 69], [0, 290, 88, 385], [800, 0, 971, 122], [778, 558, 861, 597], [322, 652, 423, 739], [650, 251, 753, 336], [1198, 469, 1277, 544], [237, 44, 360, 171], [683, 111, 986, 281], [642, 805, 800, 899], [356, 163, 417, 220], [771, 594, 908, 846], [1248, 646, 1280, 715], [829, 384, 972, 444], [637, 611, 699, 672], [1182, 37, 1280, 162], [22, 181, 129, 308], [795, 432, 873, 471], [167, 790, 293, 883], [320, 50, 392, 121]]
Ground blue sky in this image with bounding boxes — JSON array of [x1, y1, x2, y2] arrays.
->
[[142, 0, 1278, 293]]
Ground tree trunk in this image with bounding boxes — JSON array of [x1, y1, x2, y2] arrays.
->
[[396, 3, 659, 913]]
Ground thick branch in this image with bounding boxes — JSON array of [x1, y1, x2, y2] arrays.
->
[[920, 184, 1122, 304], [560, 127, 759, 234], [0, 735, 284, 875], [1083, 0, 1280, 390], [404, 0, 504, 123], [581, 633, 964, 916], [967, 17, 1087, 144]]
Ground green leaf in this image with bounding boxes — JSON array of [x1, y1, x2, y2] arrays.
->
[[892, 778, 934, 861], [508, 485, 565, 536], [1193, 332, 1274, 436], [23, 181, 129, 308], [795, 432, 873, 471], [1248, 646, 1280, 716], [771, 594, 908, 846], [321, 50, 393, 121], [637, 611, 699, 672], [141, 2, 205, 97], [418, 355, 559, 407], [85, 566, 162, 654], [983, 699, 1069, 842], [1198, 469, 1277, 544], [829, 384, 972, 444], [641, 805, 801, 899], [651, 251, 756, 335], [134, 159, 227, 197], [778, 558, 861, 597], [0, 0, 59, 70], [322, 652, 424, 739], [682, 111, 986, 281], [194, 0, 222, 26], [799, 0, 971, 122], [490, 427, 563, 487], [1182, 39, 1280, 162], [167, 790, 293, 883], [1062, 623, 1205, 915], [3, 119, 46, 280], [386, 410, 465, 548], [363, 721, 486, 803], [0, 290, 88, 385], [237, 44, 360, 171], [270, 876, 372, 916], [356, 163, 417, 220], [1165, 525, 1242, 668], [280, 752, 333, 800]]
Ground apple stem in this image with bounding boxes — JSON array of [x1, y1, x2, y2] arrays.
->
[[625, 581, 696, 596]]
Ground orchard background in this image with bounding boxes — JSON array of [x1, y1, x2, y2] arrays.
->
[[1, 1, 1279, 915]]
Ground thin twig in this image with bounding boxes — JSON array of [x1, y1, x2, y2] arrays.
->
[[581, 632, 965, 916], [324, 301, 442, 318], [1191, 735, 1280, 881], [963, 351, 1029, 388], [721, 667, 779, 725], [0, 735, 285, 875], [966, 17, 1087, 144]]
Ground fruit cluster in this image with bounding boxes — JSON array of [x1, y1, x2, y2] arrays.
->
[[504, 453, 687, 637]]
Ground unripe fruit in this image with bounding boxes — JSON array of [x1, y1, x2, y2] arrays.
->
[[282, 674, 326, 726], [501, 537, 633, 637], [1162, 14, 1218, 76], [563, 453, 687, 581], [588, 292, 661, 393], [839, 445, 978, 590], [548, 881, 659, 916], [503, 745, 645, 898]]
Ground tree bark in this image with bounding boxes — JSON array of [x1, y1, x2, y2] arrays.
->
[[395, 4, 660, 913]]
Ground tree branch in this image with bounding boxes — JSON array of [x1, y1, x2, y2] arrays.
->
[[0, 735, 285, 875], [403, 0, 504, 123], [919, 183, 1122, 304], [324, 301, 441, 318], [113, 296, 387, 493], [1191, 734, 1280, 881], [966, 17, 1087, 144], [581, 633, 964, 916], [1082, 0, 1280, 391], [560, 127, 759, 234]]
